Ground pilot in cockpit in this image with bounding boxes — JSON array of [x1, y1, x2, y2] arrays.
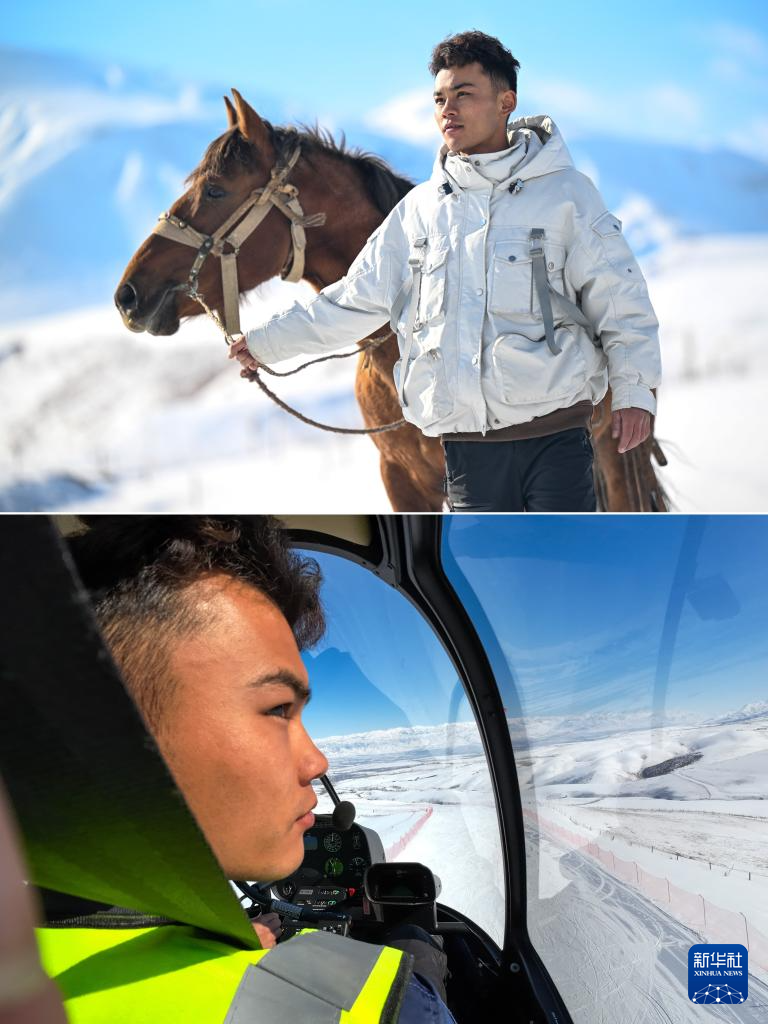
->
[[33, 516, 453, 1024]]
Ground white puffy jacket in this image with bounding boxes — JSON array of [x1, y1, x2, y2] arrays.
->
[[245, 115, 661, 437]]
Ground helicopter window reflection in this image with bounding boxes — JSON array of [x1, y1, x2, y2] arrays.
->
[[443, 515, 768, 1023], [297, 549, 506, 946]]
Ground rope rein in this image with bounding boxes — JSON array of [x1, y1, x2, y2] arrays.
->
[[188, 285, 407, 435], [156, 138, 406, 435]]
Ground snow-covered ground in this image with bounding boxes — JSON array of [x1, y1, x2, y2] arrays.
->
[[313, 706, 768, 1021], [647, 236, 768, 512], [0, 234, 767, 512], [531, 830, 768, 1023], [312, 736, 504, 945], [0, 282, 391, 511]]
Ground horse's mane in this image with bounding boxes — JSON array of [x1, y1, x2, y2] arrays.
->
[[186, 121, 415, 217]]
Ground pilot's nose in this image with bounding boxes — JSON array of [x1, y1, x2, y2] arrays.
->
[[115, 280, 138, 315], [301, 727, 329, 783]]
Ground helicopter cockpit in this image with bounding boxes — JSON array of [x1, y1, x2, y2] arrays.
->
[[2, 514, 767, 1024]]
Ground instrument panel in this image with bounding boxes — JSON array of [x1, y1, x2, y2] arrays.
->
[[272, 816, 384, 909]]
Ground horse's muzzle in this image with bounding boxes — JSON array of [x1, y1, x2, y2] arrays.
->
[[115, 281, 138, 314], [115, 281, 145, 332], [114, 279, 180, 335]]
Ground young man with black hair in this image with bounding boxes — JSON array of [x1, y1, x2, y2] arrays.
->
[[231, 31, 661, 512], [30, 516, 455, 1024]]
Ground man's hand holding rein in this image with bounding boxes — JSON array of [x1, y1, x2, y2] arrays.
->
[[229, 335, 263, 376]]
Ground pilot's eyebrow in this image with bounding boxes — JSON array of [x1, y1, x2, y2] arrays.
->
[[248, 670, 311, 704], [433, 82, 477, 96]]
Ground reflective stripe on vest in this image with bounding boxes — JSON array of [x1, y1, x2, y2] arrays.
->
[[36, 925, 412, 1023]]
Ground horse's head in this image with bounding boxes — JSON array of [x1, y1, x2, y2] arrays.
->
[[115, 90, 295, 336]]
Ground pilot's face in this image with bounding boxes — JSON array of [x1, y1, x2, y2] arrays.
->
[[155, 574, 328, 881]]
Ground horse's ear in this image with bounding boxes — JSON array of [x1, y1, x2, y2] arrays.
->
[[230, 88, 270, 149], [224, 95, 237, 128]]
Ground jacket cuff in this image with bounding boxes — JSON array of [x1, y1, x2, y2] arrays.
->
[[245, 323, 280, 365], [610, 386, 657, 416]]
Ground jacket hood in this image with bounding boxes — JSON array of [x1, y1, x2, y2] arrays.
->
[[433, 114, 575, 190]]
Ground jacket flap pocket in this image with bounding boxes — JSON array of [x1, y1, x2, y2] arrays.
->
[[493, 240, 532, 265], [424, 244, 449, 273], [591, 212, 623, 238]]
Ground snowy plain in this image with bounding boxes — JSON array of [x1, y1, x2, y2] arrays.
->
[[313, 703, 768, 1021], [1, 232, 767, 512]]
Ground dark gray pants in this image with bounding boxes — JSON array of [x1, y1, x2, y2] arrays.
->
[[444, 427, 597, 513], [382, 923, 449, 1004]]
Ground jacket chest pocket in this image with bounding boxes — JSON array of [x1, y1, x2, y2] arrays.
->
[[417, 243, 449, 324], [489, 240, 566, 319]]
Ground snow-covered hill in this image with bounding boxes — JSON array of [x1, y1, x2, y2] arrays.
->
[[312, 703, 768, 1009], [0, 46, 281, 320]]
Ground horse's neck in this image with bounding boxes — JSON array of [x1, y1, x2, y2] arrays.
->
[[302, 155, 387, 290], [304, 221, 382, 290]]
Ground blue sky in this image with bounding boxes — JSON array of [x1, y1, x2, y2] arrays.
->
[[444, 515, 768, 721], [3, 0, 768, 159], [300, 516, 768, 739], [301, 549, 470, 739]]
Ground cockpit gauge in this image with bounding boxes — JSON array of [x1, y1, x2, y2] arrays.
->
[[323, 831, 342, 853], [324, 857, 344, 877], [349, 857, 366, 875]]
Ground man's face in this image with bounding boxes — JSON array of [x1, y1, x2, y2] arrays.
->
[[155, 574, 328, 881], [433, 62, 516, 156]]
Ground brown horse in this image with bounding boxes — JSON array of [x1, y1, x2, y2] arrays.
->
[[116, 90, 667, 512]]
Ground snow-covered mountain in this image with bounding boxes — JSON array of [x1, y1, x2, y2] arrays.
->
[[316, 707, 708, 756], [2, 45, 767, 321], [707, 700, 768, 726], [0, 46, 280, 320]]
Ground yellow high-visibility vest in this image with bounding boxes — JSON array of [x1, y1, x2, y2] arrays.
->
[[37, 923, 412, 1023]]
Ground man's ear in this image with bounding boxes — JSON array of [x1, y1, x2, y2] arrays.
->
[[501, 90, 517, 118]]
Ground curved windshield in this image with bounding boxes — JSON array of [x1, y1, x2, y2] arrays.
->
[[298, 548, 505, 946], [442, 515, 768, 1023]]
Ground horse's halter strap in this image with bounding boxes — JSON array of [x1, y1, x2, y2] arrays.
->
[[151, 142, 326, 337]]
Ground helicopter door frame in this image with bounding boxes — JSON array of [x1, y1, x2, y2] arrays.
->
[[288, 513, 574, 1024]]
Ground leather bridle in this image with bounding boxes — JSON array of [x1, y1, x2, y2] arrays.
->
[[151, 140, 326, 337], [150, 138, 406, 436]]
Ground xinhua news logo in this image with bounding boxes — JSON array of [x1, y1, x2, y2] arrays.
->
[[688, 944, 748, 1004]]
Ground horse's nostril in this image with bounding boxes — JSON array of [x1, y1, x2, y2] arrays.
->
[[116, 281, 138, 312]]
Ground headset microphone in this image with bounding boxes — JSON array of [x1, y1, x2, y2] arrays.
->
[[331, 800, 356, 831], [320, 775, 356, 831]]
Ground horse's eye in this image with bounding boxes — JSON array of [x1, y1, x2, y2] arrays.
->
[[205, 185, 226, 200]]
